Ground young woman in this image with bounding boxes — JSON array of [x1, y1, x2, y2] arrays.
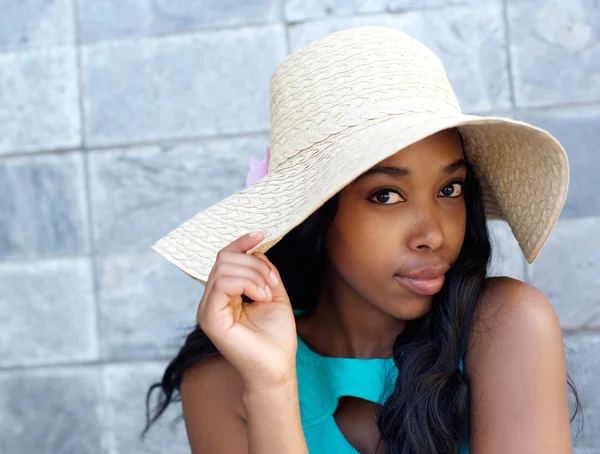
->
[[142, 27, 580, 453]]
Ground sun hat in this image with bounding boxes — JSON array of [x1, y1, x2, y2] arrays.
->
[[151, 26, 569, 285]]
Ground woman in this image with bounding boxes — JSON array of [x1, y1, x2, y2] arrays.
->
[[142, 26, 580, 453]]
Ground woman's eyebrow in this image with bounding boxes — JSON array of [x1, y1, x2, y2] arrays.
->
[[441, 158, 466, 174], [355, 158, 466, 182], [357, 165, 409, 180]]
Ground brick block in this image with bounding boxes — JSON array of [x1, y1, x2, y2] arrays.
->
[[0, 48, 80, 155], [529, 217, 600, 331], [507, 0, 600, 107], [564, 334, 600, 450], [77, 0, 281, 42], [87, 135, 268, 253], [102, 362, 190, 454], [81, 26, 285, 147], [0, 152, 89, 259], [0, 0, 74, 51], [285, 0, 386, 22], [487, 220, 526, 281], [0, 367, 102, 454], [96, 253, 202, 360], [0, 258, 98, 368], [388, 0, 498, 9]]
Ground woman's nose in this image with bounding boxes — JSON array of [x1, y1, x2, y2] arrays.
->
[[406, 207, 445, 252]]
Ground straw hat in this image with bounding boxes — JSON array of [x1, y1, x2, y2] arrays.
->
[[151, 26, 569, 285]]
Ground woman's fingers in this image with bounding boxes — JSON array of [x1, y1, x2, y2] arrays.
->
[[251, 251, 289, 306], [219, 230, 264, 254], [199, 231, 273, 326], [211, 262, 272, 299], [198, 275, 266, 330], [216, 250, 279, 288], [195, 232, 297, 388]]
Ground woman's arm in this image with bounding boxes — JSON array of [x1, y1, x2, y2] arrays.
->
[[466, 277, 572, 454], [180, 355, 308, 454], [243, 371, 308, 454], [180, 233, 308, 453]]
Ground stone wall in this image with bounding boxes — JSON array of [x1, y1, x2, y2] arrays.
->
[[0, 1, 598, 453]]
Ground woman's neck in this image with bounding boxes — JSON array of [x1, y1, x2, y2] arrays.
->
[[296, 270, 406, 359]]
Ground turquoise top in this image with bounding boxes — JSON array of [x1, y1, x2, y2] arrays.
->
[[293, 308, 470, 453]]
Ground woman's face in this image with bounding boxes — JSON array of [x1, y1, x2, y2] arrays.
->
[[324, 128, 467, 320]]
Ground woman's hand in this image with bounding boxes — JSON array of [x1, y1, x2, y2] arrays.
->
[[197, 231, 298, 394]]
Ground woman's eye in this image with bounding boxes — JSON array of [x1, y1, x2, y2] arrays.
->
[[440, 182, 463, 198], [369, 189, 403, 204]]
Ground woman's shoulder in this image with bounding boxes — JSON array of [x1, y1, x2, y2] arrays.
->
[[464, 280, 571, 451], [476, 276, 557, 326], [467, 276, 564, 371], [180, 354, 248, 422]]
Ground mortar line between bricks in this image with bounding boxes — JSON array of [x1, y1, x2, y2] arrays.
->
[[0, 130, 270, 161], [71, 0, 104, 372], [564, 327, 600, 335], [284, 20, 292, 55], [78, 20, 283, 49], [3, 94, 600, 159], [522, 254, 529, 285], [0, 20, 282, 56], [501, 0, 517, 108], [285, 7, 386, 25], [0, 252, 115, 266], [287, 0, 500, 23], [0, 1, 508, 57], [0, 250, 163, 265], [81, 129, 271, 153], [0, 7, 430, 58], [0, 146, 82, 161], [509, 99, 600, 113], [0, 43, 75, 58], [0, 355, 178, 373]]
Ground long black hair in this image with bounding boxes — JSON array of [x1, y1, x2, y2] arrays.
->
[[142, 143, 582, 453]]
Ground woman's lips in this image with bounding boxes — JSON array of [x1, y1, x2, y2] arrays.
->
[[394, 274, 445, 295]]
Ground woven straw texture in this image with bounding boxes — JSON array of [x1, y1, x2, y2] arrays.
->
[[152, 26, 569, 285]]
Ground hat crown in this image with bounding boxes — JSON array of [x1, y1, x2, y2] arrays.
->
[[268, 26, 462, 171]]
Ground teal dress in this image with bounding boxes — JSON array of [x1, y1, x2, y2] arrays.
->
[[293, 308, 470, 453]]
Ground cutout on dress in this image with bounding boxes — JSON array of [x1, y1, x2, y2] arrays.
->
[[333, 396, 384, 454]]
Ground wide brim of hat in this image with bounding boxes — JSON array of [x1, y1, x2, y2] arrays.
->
[[151, 112, 568, 285]]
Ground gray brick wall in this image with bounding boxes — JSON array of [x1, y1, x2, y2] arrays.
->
[[0, 1, 597, 452]]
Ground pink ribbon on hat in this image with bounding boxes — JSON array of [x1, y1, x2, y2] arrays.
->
[[245, 145, 270, 187]]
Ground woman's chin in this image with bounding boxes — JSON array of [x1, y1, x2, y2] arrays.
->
[[389, 297, 434, 321]]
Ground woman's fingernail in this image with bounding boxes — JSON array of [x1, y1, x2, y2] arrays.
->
[[257, 286, 266, 299], [249, 231, 262, 238], [269, 271, 279, 287], [265, 286, 272, 299]]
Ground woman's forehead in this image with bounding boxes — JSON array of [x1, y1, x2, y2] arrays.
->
[[378, 129, 464, 167]]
